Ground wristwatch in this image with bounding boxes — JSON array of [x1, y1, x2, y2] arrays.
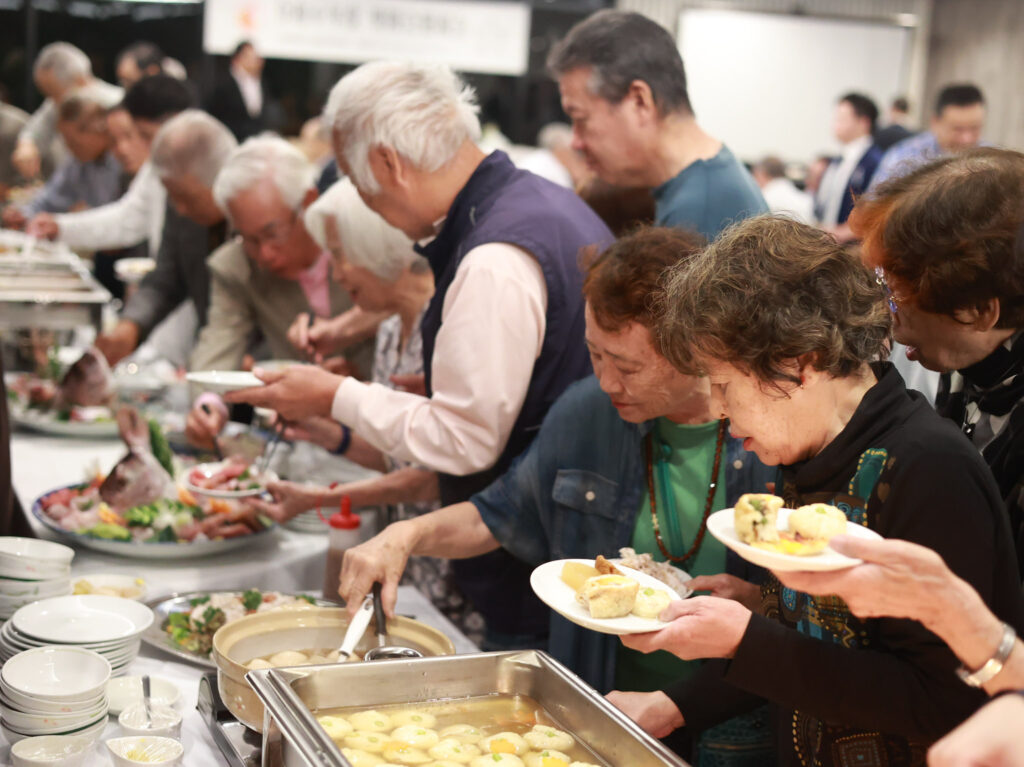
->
[[956, 622, 1017, 687]]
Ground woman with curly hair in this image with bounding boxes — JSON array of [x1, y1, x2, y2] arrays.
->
[[627, 215, 1023, 767]]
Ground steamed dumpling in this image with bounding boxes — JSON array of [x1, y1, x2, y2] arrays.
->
[[268, 650, 309, 667], [382, 741, 432, 764], [391, 710, 438, 728], [470, 755, 524, 767], [631, 585, 672, 619], [390, 725, 440, 749], [569, 763, 601, 767], [345, 731, 389, 753], [439, 725, 485, 744], [524, 726, 574, 752], [429, 738, 481, 763], [246, 658, 273, 670], [349, 710, 394, 732], [524, 751, 572, 767], [342, 749, 384, 767], [788, 503, 847, 540], [480, 733, 529, 756], [427, 762, 465, 767], [318, 714, 354, 739]]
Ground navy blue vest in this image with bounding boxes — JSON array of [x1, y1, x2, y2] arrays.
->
[[415, 151, 612, 640]]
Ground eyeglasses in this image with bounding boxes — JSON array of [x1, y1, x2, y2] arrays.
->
[[240, 207, 300, 252], [874, 266, 899, 314]]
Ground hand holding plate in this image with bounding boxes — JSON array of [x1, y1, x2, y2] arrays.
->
[[619, 596, 752, 660]]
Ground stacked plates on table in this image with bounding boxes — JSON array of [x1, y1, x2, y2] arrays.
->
[[1, 595, 154, 677], [0, 646, 110, 744], [285, 508, 327, 533], [0, 538, 73, 620]]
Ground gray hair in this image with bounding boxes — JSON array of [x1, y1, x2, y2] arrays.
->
[[547, 10, 692, 117], [213, 134, 316, 213], [150, 110, 238, 187], [323, 61, 481, 194], [304, 178, 421, 282], [58, 83, 121, 123], [34, 42, 92, 87]]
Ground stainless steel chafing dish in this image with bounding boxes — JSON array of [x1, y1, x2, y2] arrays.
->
[[0, 230, 111, 331], [247, 650, 691, 767]]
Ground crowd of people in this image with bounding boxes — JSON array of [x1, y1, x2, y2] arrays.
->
[[1, 9, 1022, 767]]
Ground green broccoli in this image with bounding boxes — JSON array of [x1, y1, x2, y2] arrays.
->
[[81, 523, 131, 541], [124, 504, 159, 527], [241, 589, 262, 611]]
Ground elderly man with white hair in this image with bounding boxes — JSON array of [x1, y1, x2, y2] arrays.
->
[[184, 137, 374, 449], [228, 61, 612, 649], [12, 42, 122, 179], [96, 110, 236, 365]]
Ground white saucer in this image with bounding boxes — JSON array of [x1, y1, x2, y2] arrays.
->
[[185, 370, 264, 394]]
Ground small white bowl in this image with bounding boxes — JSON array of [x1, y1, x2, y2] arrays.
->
[[2, 698, 107, 731], [107, 677, 180, 715], [1, 647, 111, 701], [71, 574, 147, 602], [0, 538, 75, 566], [2, 715, 106, 745], [3, 710, 106, 736], [0, 577, 72, 599], [0, 688, 105, 716], [106, 736, 183, 766], [118, 703, 181, 739], [0, 563, 71, 581], [10, 734, 91, 767]]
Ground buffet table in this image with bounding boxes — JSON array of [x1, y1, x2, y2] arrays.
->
[[6, 431, 479, 765]]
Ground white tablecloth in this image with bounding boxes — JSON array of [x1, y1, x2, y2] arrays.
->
[[4, 432, 478, 765]]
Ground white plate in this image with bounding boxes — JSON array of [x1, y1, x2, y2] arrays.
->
[[530, 559, 685, 636], [11, 596, 154, 644], [113, 257, 155, 285], [185, 370, 264, 393], [9, 406, 119, 439], [706, 507, 885, 572], [0, 538, 74, 566], [181, 460, 278, 500], [106, 677, 180, 715], [71, 574, 148, 602]]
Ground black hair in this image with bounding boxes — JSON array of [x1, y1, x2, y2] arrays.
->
[[839, 92, 880, 132], [935, 84, 984, 116], [122, 74, 195, 122], [547, 10, 692, 117], [117, 41, 164, 73]]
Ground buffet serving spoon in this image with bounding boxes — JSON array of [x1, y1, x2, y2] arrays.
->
[[364, 582, 422, 661], [336, 594, 374, 662]]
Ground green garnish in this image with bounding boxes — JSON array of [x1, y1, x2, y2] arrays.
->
[[298, 594, 316, 604], [148, 419, 175, 477], [167, 612, 191, 629], [749, 497, 764, 511], [242, 589, 263, 611], [190, 595, 211, 606]]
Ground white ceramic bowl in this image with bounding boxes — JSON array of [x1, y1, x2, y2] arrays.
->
[[118, 703, 182, 739], [106, 677, 180, 715], [2, 697, 107, 730], [71, 574, 147, 602], [11, 595, 154, 644], [2, 710, 106, 736], [2, 714, 106, 745], [0, 687, 104, 715], [106, 736, 183, 766], [0, 538, 74, 564], [0, 577, 72, 599], [1, 647, 111, 701], [0, 563, 71, 581], [10, 735, 91, 767]]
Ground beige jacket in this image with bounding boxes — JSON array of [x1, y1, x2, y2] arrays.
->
[[189, 238, 374, 377]]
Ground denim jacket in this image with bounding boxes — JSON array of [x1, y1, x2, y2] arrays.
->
[[472, 376, 778, 692]]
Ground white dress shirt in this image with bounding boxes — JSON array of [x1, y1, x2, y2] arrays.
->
[[818, 134, 873, 226], [55, 161, 166, 258], [231, 66, 263, 118], [331, 242, 548, 476], [760, 177, 815, 225]]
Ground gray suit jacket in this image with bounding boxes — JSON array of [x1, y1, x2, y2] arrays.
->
[[189, 239, 374, 377], [122, 202, 226, 340]]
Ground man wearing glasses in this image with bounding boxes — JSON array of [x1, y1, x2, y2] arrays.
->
[[184, 135, 375, 450]]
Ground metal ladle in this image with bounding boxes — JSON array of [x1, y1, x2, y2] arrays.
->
[[364, 582, 422, 661]]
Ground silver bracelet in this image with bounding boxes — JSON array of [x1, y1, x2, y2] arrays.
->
[[956, 622, 1017, 688]]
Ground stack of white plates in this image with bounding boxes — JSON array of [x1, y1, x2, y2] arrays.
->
[[285, 508, 327, 533], [1, 595, 154, 677], [0, 538, 73, 619], [0, 646, 110, 744]]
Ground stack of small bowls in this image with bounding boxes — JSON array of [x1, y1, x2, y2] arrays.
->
[[0, 538, 73, 620], [0, 646, 111, 744]]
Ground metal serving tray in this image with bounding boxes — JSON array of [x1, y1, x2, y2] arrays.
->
[[248, 650, 690, 767]]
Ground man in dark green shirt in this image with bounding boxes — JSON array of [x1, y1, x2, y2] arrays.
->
[[548, 9, 767, 238]]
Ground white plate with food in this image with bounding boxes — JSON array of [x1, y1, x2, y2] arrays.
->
[[531, 557, 685, 636], [185, 370, 264, 393], [181, 458, 277, 499], [72, 574, 148, 602], [10, 404, 119, 438], [706, 495, 884, 573]]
